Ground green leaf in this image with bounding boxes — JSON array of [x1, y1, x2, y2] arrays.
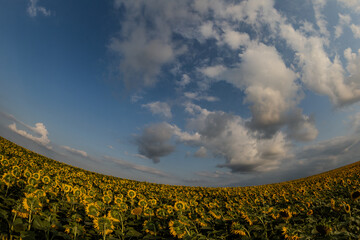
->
[[20, 230, 36, 240], [126, 227, 143, 238]]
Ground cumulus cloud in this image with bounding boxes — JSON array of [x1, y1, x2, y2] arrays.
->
[[194, 146, 207, 158], [279, 19, 360, 106], [109, 1, 196, 89], [142, 101, 172, 118], [61, 146, 88, 157], [27, 0, 51, 17], [199, 65, 226, 78], [134, 122, 176, 163], [185, 105, 291, 172], [8, 122, 50, 146], [286, 112, 318, 141], [222, 28, 250, 49], [105, 156, 169, 177]]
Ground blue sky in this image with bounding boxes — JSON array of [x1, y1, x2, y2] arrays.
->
[[1, 0, 360, 187]]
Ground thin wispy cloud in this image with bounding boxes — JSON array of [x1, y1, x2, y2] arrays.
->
[[61, 145, 88, 157], [27, 0, 51, 17]]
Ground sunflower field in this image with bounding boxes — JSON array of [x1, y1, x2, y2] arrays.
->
[[0, 136, 359, 240]]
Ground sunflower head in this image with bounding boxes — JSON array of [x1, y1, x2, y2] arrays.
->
[[279, 209, 292, 220], [138, 199, 148, 208], [107, 208, 121, 222], [127, 189, 136, 199], [23, 169, 32, 178], [63, 184, 72, 193], [102, 195, 112, 204], [156, 208, 167, 219], [118, 202, 128, 212], [131, 207, 142, 216], [174, 201, 186, 211], [2, 172, 15, 186], [231, 222, 246, 236], [32, 172, 41, 180], [93, 216, 114, 236], [143, 207, 154, 217], [149, 199, 157, 206], [344, 203, 351, 213], [85, 203, 100, 218], [42, 175, 51, 185]]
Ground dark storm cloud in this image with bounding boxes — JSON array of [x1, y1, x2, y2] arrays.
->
[[135, 122, 176, 163]]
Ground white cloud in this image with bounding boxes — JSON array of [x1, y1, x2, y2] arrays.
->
[[177, 74, 191, 87], [8, 122, 50, 146], [184, 92, 218, 102], [280, 22, 360, 106], [222, 28, 250, 49], [61, 145, 88, 157], [336, 0, 360, 12], [142, 101, 172, 119], [312, 0, 329, 37], [334, 14, 351, 39], [185, 105, 291, 172], [200, 21, 219, 40], [350, 24, 360, 39], [199, 65, 226, 78], [194, 146, 207, 158], [27, 0, 51, 17]]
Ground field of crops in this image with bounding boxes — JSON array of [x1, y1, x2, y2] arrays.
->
[[0, 136, 359, 239]]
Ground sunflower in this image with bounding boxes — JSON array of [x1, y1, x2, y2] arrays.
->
[[107, 208, 121, 222], [23, 169, 32, 178], [195, 218, 208, 227], [209, 210, 222, 220], [169, 220, 188, 239], [279, 208, 292, 221], [85, 203, 100, 218], [73, 187, 81, 197], [231, 222, 246, 236], [63, 184, 72, 193], [1, 158, 9, 167], [118, 202, 128, 212], [32, 172, 41, 180], [282, 226, 287, 235], [143, 220, 157, 236], [149, 198, 157, 206], [127, 189, 136, 199], [344, 203, 351, 213], [41, 175, 51, 185], [11, 167, 21, 178], [131, 207, 142, 216], [156, 208, 167, 219], [138, 199, 148, 208], [114, 197, 123, 205], [102, 195, 112, 204], [93, 216, 114, 236], [143, 207, 154, 217], [174, 201, 186, 211], [2, 172, 15, 186]]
